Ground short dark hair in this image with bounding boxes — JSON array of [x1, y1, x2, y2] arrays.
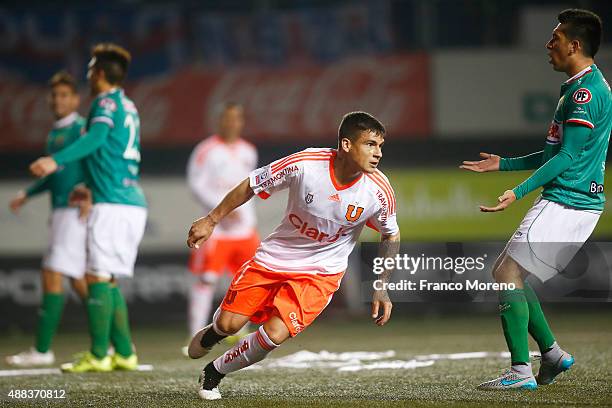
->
[[558, 9, 602, 58], [216, 101, 243, 117], [338, 111, 386, 143], [91, 43, 132, 85], [49, 70, 77, 93]]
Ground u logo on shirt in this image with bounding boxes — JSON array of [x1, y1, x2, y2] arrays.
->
[[345, 205, 364, 222]]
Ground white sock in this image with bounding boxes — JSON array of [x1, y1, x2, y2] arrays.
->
[[541, 341, 563, 362], [188, 282, 215, 336], [511, 362, 533, 376], [213, 326, 278, 375]]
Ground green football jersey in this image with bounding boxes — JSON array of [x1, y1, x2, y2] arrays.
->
[[84, 88, 147, 207], [26, 113, 86, 208], [541, 64, 612, 210]]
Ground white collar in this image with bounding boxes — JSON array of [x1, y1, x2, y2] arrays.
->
[[564, 65, 592, 84], [99, 87, 121, 97], [53, 112, 79, 129]]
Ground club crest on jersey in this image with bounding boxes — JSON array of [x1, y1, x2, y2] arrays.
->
[[98, 97, 117, 112], [345, 204, 364, 222], [305, 193, 314, 204], [572, 88, 591, 104], [546, 121, 563, 145]]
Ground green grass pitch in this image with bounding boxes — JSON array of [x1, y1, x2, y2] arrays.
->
[[1, 309, 611, 407]]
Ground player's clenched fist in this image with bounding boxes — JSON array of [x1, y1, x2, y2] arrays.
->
[[187, 215, 217, 249], [30, 156, 58, 178]]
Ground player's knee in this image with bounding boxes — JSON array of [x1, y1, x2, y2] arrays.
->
[[214, 316, 243, 335], [42, 268, 64, 293], [262, 320, 290, 345]]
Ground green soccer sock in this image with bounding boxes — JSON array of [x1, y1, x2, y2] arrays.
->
[[524, 281, 555, 352], [35, 293, 65, 353], [87, 282, 113, 359], [499, 289, 530, 364], [110, 285, 134, 357]]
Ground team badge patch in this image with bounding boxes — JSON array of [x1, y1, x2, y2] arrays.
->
[[305, 193, 314, 204], [99, 97, 117, 111], [572, 88, 591, 104], [546, 121, 563, 144], [345, 204, 364, 222]]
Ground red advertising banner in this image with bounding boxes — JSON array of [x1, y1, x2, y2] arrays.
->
[[0, 54, 430, 150]]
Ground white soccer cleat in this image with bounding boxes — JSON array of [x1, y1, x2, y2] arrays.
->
[[5, 348, 55, 367], [537, 351, 574, 385], [477, 368, 538, 390], [197, 362, 225, 400], [188, 323, 214, 359], [198, 388, 222, 400]]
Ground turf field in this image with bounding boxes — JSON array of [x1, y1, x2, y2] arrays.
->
[[1, 309, 611, 407]]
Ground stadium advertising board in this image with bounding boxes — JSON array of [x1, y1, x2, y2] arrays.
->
[[432, 49, 612, 138], [0, 54, 430, 150]]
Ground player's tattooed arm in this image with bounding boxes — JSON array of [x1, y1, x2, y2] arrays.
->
[[187, 178, 254, 249], [372, 231, 400, 327]]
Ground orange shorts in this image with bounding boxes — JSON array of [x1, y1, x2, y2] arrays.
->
[[220, 260, 344, 337], [188, 231, 259, 276]]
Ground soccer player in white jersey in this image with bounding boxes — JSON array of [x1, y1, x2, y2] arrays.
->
[[185, 102, 259, 352], [186, 111, 400, 400]]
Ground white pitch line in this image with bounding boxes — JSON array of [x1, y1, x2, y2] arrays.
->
[[414, 351, 540, 361], [0, 364, 154, 377]]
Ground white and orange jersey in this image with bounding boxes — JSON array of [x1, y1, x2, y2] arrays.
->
[[249, 148, 399, 274], [188, 134, 258, 238]]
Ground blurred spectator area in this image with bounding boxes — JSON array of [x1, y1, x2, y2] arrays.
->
[[1, 0, 611, 176]]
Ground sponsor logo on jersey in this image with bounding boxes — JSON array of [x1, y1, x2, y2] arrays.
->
[[572, 88, 592, 104], [305, 193, 314, 204], [345, 204, 364, 222], [98, 97, 117, 112], [255, 170, 269, 184], [546, 121, 563, 145], [259, 166, 298, 190], [288, 312, 303, 333], [590, 181, 604, 194], [224, 339, 250, 363], [288, 213, 348, 243], [374, 190, 388, 221], [122, 99, 138, 114], [328, 193, 340, 202]]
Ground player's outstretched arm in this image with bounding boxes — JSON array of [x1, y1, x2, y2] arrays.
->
[[29, 122, 110, 178], [460, 152, 501, 172], [9, 177, 52, 214], [187, 178, 254, 249], [9, 191, 28, 214], [372, 231, 400, 327], [480, 124, 591, 212]]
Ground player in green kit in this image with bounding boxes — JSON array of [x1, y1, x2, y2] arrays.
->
[[461, 9, 610, 390], [6, 71, 89, 368], [30, 43, 148, 373]]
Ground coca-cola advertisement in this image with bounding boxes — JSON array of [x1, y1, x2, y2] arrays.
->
[[0, 53, 430, 149]]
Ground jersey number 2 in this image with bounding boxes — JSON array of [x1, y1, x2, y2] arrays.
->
[[123, 115, 141, 162]]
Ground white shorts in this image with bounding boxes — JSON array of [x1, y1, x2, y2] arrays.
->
[[43, 208, 87, 279], [87, 203, 147, 278], [506, 198, 601, 282]]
